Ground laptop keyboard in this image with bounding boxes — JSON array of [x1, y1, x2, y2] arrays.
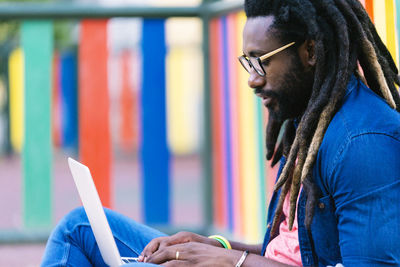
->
[[121, 257, 139, 263]]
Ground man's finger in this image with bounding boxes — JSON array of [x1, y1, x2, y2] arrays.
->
[[140, 238, 163, 259], [146, 248, 176, 264], [163, 260, 188, 267], [158, 240, 173, 252]]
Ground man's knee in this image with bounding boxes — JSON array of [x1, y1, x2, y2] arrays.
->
[[56, 206, 90, 232], [45, 206, 91, 247], [65, 206, 88, 222]]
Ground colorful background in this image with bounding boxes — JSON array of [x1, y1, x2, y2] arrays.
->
[[0, 0, 398, 265]]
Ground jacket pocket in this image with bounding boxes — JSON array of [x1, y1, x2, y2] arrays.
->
[[311, 195, 342, 266]]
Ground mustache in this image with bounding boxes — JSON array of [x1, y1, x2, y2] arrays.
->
[[254, 87, 280, 99]]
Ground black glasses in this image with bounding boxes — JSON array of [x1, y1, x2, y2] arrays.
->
[[238, 42, 295, 76]]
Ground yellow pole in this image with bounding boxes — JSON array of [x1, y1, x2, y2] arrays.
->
[[8, 48, 24, 152]]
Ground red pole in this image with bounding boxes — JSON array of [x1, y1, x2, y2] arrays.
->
[[210, 18, 228, 228], [365, 0, 374, 22], [79, 20, 112, 208], [52, 52, 62, 147], [119, 50, 135, 152]]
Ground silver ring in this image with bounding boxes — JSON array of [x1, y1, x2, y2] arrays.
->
[[175, 250, 180, 260]]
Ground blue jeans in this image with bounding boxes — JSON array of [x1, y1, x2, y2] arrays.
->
[[41, 207, 166, 266]]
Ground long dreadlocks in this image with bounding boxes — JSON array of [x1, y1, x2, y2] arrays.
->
[[244, 0, 400, 235]]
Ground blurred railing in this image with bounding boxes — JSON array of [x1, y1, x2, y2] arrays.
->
[[0, 1, 242, 18], [0, 0, 247, 243]]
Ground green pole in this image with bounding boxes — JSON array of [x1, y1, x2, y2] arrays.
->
[[203, 0, 243, 17], [22, 20, 53, 229], [201, 2, 214, 230], [256, 100, 267, 236]]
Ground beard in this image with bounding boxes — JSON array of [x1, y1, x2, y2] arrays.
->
[[258, 54, 314, 122]]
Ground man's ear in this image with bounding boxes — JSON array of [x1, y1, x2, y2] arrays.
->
[[299, 39, 316, 68]]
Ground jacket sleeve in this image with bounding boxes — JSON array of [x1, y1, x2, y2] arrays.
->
[[328, 133, 400, 266]]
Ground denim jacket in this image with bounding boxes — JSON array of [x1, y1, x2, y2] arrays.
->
[[261, 76, 400, 266]]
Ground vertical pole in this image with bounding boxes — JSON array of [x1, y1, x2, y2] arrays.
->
[[52, 52, 62, 147], [4, 45, 12, 155], [396, 0, 400, 66], [221, 16, 234, 231], [365, 0, 374, 22], [119, 51, 135, 152], [202, 0, 219, 230], [204, 15, 218, 229], [9, 48, 24, 153], [0, 43, 11, 155], [226, 13, 239, 235], [212, 17, 228, 228], [60, 50, 78, 150], [373, 0, 387, 44], [255, 93, 267, 236], [385, 0, 397, 67], [22, 20, 53, 229], [141, 19, 170, 224], [79, 20, 112, 208]]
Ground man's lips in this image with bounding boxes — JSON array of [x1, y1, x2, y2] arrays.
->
[[256, 93, 273, 107]]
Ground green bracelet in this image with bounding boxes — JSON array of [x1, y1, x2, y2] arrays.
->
[[208, 235, 232, 249]]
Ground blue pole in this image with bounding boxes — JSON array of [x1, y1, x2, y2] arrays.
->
[[60, 50, 78, 150], [140, 19, 170, 224], [221, 16, 234, 231]]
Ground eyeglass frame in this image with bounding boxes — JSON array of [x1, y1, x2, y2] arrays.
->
[[238, 41, 296, 76]]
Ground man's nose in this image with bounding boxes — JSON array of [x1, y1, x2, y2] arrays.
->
[[247, 69, 266, 89]]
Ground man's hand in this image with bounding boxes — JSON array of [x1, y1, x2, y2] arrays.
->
[[144, 242, 239, 267], [143, 240, 293, 267], [138, 232, 222, 262]]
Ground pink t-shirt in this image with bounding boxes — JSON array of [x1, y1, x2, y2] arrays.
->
[[264, 192, 302, 266]]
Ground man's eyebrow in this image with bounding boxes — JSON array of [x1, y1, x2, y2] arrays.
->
[[247, 50, 268, 57]]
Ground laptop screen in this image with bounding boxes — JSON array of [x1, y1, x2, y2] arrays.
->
[[68, 157, 123, 267]]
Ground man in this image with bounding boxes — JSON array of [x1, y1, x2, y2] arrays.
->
[[42, 0, 400, 266]]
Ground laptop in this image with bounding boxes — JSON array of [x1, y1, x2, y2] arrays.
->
[[68, 157, 138, 267]]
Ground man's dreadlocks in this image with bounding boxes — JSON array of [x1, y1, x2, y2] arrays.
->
[[244, 0, 400, 236]]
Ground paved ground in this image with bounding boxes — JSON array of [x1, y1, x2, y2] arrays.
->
[[0, 152, 203, 266], [0, 244, 46, 267]]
